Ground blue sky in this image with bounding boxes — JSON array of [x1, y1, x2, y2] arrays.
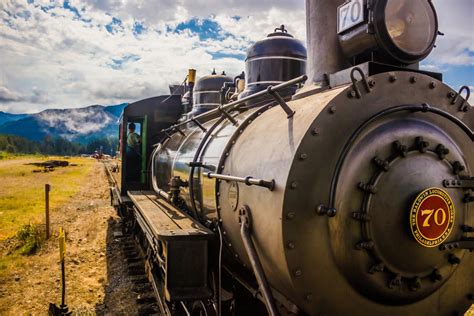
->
[[0, 0, 472, 113]]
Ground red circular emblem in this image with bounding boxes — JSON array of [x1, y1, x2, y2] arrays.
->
[[410, 187, 455, 248]]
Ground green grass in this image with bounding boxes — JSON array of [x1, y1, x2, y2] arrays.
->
[[0, 151, 43, 160], [0, 156, 96, 277], [16, 223, 44, 255], [0, 156, 95, 240]]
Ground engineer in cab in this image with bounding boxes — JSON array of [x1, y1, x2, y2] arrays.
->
[[126, 122, 141, 181]]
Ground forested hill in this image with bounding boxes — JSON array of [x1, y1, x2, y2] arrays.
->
[[0, 134, 118, 156], [0, 111, 28, 126], [0, 103, 126, 156], [0, 104, 126, 144]]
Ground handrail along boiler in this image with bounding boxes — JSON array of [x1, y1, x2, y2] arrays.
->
[[108, 0, 473, 315]]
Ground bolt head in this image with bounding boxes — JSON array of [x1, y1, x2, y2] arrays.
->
[[448, 254, 461, 265], [326, 208, 337, 217]]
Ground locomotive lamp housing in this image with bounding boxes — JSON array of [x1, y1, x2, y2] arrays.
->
[[338, 0, 439, 65]]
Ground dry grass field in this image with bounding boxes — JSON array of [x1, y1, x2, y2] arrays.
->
[[0, 155, 96, 277], [0, 154, 471, 315], [0, 155, 94, 240], [0, 155, 138, 314]]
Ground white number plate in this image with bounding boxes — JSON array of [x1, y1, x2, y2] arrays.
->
[[337, 0, 365, 34]]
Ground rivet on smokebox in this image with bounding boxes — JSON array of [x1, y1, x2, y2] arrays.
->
[[329, 106, 336, 114], [305, 294, 313, 301], [286, 212, 295, 220], [290, 181, 298, 189], [410, 76, 417, 83], [430, 82, 437, 89], [299, 153, 308, 160], [294, 269, 302, 277], [287, 242, 295, 249], [389, 75, 397, 83], [311, 128, 320, 136]]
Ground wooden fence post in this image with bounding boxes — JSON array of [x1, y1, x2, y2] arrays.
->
[[45, 184, 51, 239]]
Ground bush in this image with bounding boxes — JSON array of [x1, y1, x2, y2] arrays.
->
[[16, 223, 43, 255], [5, 144, 15, 153]]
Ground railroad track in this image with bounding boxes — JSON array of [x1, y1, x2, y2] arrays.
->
[[117, 228, 160, 315], [103, 161, 161, 315]]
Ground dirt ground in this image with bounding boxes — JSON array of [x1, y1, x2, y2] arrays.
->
[[0, 161, 139, 315]]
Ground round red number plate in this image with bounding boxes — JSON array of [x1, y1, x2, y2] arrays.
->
[[410, 187, 455, 248]]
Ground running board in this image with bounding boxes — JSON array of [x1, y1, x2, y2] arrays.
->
[[128, 191, 214, 302]]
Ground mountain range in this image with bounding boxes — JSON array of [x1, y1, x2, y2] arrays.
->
[[0, 104, 127, 144], [0, 111, 28, 126]]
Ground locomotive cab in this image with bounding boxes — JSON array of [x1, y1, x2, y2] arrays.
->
[[112, 95, 184, 201]]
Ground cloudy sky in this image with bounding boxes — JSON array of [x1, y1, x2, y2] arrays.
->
[[0, 0, 472, 114]]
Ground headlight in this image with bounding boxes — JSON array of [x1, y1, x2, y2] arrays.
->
[[385, 0, 437, 56], [338, 0, 438, 65]]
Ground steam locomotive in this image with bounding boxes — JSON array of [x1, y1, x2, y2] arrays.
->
[[108, 0, 473, 315]]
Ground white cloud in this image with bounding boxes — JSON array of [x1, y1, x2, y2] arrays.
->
[[0, 86, 22, 102], [1, 0, 306, 113], [38, 106, 113, 136], [0, 0, 472, 114], [424, 0, 474, 67]]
